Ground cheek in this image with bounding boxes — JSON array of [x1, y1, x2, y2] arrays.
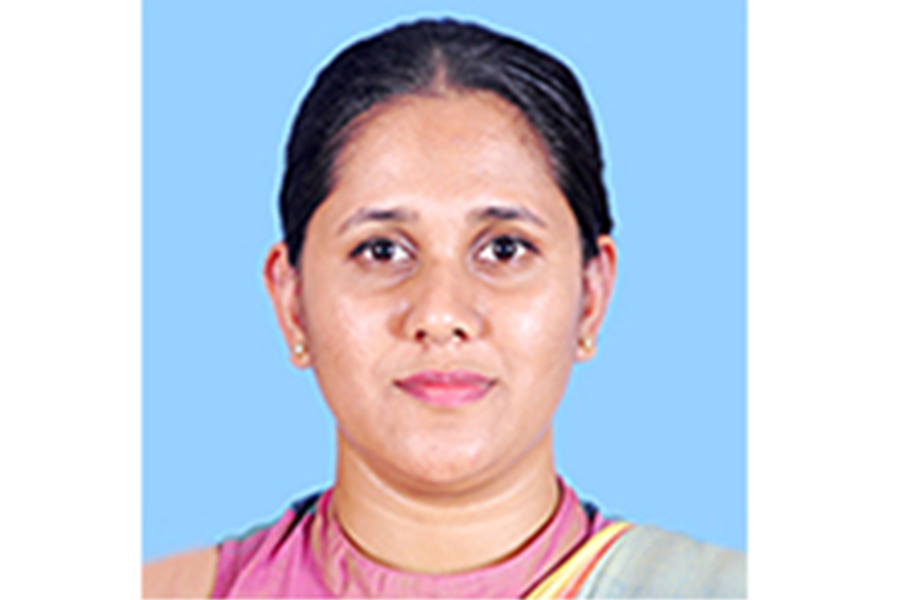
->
[[304, 292, 390, 444], [304, 285, 391, 378], [494, 275, 582, 393]]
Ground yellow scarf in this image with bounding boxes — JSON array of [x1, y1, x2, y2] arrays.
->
[[525, 521, 632, 599]]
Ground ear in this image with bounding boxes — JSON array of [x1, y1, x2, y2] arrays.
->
[[263, 242, 311, 369], [576, 235, 617, 361]]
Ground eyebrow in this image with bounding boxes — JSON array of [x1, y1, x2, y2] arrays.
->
[[468, 205, 547, 228], [337, 207, 418, 234], [337, 203, 547, 234]]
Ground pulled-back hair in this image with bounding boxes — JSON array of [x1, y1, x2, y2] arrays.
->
[[279, 18, 613, 266]]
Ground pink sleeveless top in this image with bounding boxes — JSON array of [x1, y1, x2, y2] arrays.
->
[[213, 480, 608, 598]]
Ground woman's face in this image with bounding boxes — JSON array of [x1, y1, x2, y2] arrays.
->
[[267, 91, 614, 493]]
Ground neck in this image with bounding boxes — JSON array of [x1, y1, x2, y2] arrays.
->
[[330, 429, 571, 574]]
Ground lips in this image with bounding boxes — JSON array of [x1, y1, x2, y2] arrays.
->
[[395, 369, 494, 407]]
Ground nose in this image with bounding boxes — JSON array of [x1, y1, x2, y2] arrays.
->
[[401, 260, 484, 347]]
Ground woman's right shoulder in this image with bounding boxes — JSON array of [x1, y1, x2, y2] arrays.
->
[[142, 492, 324, 598], [142, 546, 218, 599]]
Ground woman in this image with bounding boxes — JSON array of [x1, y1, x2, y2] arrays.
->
[[144, 19, 745, 598]]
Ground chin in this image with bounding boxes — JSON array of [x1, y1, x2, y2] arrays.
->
[[384, 436, 501, 493]]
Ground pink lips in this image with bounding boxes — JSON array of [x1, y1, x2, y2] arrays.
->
[[395, 369, 494, 407]]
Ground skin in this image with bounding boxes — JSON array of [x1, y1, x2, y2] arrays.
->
[[142, 547, 217, 598], [142, 89, 616, 595]]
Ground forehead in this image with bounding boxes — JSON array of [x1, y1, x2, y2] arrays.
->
[[325, 91, 569, 221]]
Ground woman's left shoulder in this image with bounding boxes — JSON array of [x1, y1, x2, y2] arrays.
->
[[582, 524, 746, 598]]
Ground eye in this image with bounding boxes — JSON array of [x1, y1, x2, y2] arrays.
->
[[477, 235, 535, 263], [350, 237, 412, 263]]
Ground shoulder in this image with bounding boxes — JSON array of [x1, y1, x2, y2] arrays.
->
[[142, 546, 218, 599], [582, 524, 746, 598], [213, 492, 325, 597]]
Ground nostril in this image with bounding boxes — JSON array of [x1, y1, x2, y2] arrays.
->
[[413, 325, 470, 345]]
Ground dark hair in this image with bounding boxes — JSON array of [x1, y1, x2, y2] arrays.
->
[[279, 18, 613, 266]]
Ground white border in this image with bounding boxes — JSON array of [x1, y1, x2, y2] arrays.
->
[[0, 1, 141, 596], [750, 1, 899, 596]]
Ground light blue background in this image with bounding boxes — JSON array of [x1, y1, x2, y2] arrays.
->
[[143, 1, 746, 561]]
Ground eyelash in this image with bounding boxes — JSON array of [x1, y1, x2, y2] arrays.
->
[[349, 237, 413, 263], [349, 234, 538, 265], [476, 235, 538, 263]]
